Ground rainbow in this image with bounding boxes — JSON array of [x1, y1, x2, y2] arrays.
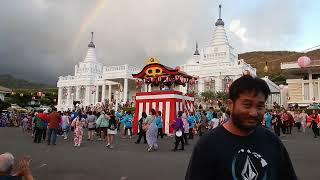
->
[[71, 0, 107, 52]]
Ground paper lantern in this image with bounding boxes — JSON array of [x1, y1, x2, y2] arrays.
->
[[180, 77, 187, 84], [165, 76, 170, 82], [297, 56, 311, 68]]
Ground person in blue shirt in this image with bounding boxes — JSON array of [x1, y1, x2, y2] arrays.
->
[[195, 111, 201, 124], [155, 111, 164, 138], [206, 108, 213, 122], [120, 111, 133, 138], [265, 111, 272, 128], [115, 110, 122, 131], [188, 112, 196, 139], [70, 110, 79, 131]]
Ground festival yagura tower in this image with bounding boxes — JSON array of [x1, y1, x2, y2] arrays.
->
[[132, 58, 197, 134]]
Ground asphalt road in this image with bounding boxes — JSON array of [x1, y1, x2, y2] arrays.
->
[[0, 127, 319, 180]]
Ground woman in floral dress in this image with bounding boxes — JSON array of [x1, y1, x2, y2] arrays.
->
[[71, 114, 85, 147]]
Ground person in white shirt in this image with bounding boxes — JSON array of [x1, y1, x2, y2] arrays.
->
[[211, 118, 220, 129]]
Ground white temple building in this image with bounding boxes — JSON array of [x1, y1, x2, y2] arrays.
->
[[180, 5, 256, 94], [56, 32, 140, 111], [56, 5, 283, 111]]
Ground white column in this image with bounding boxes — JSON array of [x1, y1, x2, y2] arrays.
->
[[108, 85, 112, 101], [198, 79, 204, 93], [148, 84, 152, 92], [124, 78, 128, 103], [216, 78, 222, 92], [75, 86, 80, 101], [58, 87, 63, 105], [102, 84, 106, 104], [309, 73, 313, 101], [85, 86, 90, 106], [144, 84, 148, 92], [66, 87, 71, 106], [115, 91, 119, 112], [95, 85, 99, 104]]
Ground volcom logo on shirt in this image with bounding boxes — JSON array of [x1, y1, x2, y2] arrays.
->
[[232, 149, 268, 180]]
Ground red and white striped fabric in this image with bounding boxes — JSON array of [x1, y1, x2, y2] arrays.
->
[[134, 91, 195, 134]]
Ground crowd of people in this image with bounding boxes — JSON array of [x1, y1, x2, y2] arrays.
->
[[2, 76, 319, 179], [1, 103, 320, 150]]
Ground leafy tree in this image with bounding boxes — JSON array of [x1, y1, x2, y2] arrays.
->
[[216, 91, 228, 102], [200, 91, 216, 100], [0, 99, 10, 112], [39, 97, 52, 106]]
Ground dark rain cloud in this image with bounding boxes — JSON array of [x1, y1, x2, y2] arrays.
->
[[0, 0, 310, 85]]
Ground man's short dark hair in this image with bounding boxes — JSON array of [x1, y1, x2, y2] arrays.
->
[[228, 75, 271, 101]]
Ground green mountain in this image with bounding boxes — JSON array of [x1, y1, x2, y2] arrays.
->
[[239, 49, 320, 84], [0, 74, 52, 89]]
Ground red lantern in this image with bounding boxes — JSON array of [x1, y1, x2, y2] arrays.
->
[[164, 76, 170, 82], [181, 77, 187, 84]]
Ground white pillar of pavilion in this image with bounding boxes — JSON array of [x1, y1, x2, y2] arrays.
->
[[75, 86, 80, 101], [95, 85, 100, 104], [108, 85, 112, 101], [148, 84, 152, 92], [102, 84, 106, 104], [66, 87, 71, 106], [85, 86, 90, 106], [124, 78, 128, 103], [58, 87, 63, 105], [144, 84, 148, 92]]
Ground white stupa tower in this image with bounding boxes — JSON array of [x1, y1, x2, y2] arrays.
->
[[210, 5, 228, 47], [180, 4, 256, 93], [74, 32, 103, 76]]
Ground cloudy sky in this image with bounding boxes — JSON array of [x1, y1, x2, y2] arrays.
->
[[0, 0, 319, 85]]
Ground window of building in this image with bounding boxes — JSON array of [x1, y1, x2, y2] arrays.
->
[[204, 79, 215, 92]]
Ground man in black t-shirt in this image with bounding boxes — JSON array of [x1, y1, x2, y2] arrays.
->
[[185, 76, 297, 180]]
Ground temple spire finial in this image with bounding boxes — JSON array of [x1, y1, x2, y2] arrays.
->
[[193, 41, 200, 56], [219, 4, 222, 19], [215, 4, 224, 26], [88, 32, 95, 48]]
